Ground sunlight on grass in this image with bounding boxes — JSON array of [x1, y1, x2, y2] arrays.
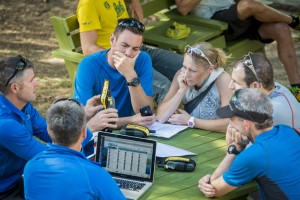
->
[[33, 77, 72, 117]]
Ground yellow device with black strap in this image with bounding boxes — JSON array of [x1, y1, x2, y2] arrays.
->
[[120, 124, 150, 138], [158, 156, 196, 172]]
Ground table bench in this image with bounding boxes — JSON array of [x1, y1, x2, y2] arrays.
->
[[140, 128, 258, 200]]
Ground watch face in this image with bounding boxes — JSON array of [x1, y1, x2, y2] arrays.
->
[[132, 78, 139, 86], [228, 144, 239, 155], [128, 77, 140, 87], [228, 145, 234, 152], [188, 121, 193, 126]]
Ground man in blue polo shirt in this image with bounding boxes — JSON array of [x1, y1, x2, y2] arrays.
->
[[73, 18, 156, 127], [0, 56, 52, 199], [24, 99, 125, 199], [0, 56, 112, 199], [198, 88, 300, 199]]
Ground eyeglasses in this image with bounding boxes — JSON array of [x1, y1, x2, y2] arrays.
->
[[118, 19, 145, 32], [230, 89, 269, 123], [5, 55, 27, 86], [54, 98, 81, 107], [243, 52, 260, 82], [184, 45, 212, 66]]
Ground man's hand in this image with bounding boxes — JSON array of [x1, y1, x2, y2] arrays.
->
[[86, 108, 118, 132], [84, 95, 103, 121], [167, 108, 190, 125], [129, 0, 144, 22], [198, 174, 216, 197], [226, 124, 249, 146], [130, 113, 156, 127], [112, 50, 139, 80]]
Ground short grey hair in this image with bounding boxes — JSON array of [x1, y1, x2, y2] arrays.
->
[[236, 88, 273, 130], [46, 99, 86, 146], [0, 56, 34, 95]]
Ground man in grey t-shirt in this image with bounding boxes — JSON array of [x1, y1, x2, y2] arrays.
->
[[175, 0, 300, 101], [229, 52, 300, 131]]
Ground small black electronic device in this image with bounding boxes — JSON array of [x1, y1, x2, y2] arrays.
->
[[140, 105, 153, 116], [158, 157, 196, 172]]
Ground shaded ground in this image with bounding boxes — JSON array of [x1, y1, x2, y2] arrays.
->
[[0, 0, 299, 117]]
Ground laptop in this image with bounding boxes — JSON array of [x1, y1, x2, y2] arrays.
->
[[96, 131, 157, 200]]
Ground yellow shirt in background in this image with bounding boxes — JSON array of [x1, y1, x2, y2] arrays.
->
[[77, 0, 129, 49]]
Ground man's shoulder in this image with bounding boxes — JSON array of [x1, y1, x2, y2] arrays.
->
[[81, 51, 107, 65], [270, 83, 300, 111]]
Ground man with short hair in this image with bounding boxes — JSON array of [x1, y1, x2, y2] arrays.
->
[[198, 88, 300, 199], [229, 52, 300, 131], [77, 0, 184, 103], [24, 99, 125, 199], [0, 56, 114, 199], [0, 56, 51, 199], [175, 0, 300, 101], [73, 18, 156, 127]]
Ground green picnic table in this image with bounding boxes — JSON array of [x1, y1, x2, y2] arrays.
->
[[140, 128, 257, 200]]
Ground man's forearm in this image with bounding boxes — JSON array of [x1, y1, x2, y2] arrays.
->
[[211, 154, 236, 181], [129, 86, 153, 113]]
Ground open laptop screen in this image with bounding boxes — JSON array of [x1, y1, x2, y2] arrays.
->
[[96, 132, 156, 182]]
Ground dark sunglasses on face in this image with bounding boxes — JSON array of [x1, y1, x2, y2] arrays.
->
[[184, 45, 212, 66], [5, 55, 27, 87], [54, 98, 82, 107], [243, 52, 260, 83], [118, 19, 145, 32]]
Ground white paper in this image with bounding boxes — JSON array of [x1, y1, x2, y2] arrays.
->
[[156, 142, 197, 158], [148, 121, 188, 138]]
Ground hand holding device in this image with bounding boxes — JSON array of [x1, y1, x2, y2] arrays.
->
[[140, 105, 153, 116]]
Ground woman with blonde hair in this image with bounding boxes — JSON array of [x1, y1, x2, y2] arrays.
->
[[156, 42, 232, 132]]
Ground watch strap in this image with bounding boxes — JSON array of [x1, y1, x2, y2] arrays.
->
[[187, 116, 195, 128]]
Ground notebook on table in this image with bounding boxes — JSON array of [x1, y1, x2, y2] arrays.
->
[[96, 131, 157, 200]]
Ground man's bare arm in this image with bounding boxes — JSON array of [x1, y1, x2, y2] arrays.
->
[[80, 30, 106, 56]]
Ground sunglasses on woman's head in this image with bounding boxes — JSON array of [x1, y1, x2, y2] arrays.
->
[[184, 45, 212, 66]]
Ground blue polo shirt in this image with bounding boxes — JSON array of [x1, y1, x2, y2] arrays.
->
[[223, 125, 300, 199], [73, 50, 153, 117], [0, 95, 92, 193], [0, 95, 51, 192], [24, 144, 125, 200]]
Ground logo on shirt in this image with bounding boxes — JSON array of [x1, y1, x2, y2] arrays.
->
[[82, 21, 92, 25], [104, 1, 110, 9], [113, 1, 125, 17]]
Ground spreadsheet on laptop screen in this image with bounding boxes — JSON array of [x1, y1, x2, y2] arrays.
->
[[98, 135, 154, 179]]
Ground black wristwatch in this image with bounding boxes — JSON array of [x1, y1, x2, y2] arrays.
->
[[227, 144, 240, 155], [127, 77, 140, 87]]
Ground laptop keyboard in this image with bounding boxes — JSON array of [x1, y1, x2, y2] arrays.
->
[[114, 178, 146, 191]]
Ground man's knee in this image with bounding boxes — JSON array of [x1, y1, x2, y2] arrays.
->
[[259, 22, 291, 40], [237, 0, 264, 17]]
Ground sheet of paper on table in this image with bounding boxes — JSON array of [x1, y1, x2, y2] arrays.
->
[[156, 142, 196, 158], [148, 121, 188, 138]]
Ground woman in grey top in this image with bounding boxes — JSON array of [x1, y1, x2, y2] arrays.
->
[[156, 42, 232, 132]]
